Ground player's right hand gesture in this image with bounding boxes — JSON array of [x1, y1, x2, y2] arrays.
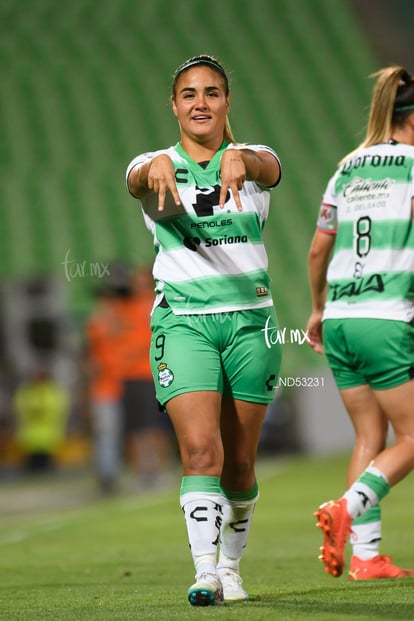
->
[[147, 154, 181, 211]]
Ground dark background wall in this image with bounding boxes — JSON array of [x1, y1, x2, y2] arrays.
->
[[351, 0, 414, 68]]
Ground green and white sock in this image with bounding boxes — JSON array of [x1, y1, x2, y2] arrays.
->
[[180, 475, 222, 576], [217, 482, 259, 573], [351, 505, 381, 560], [344, 466, 390, 520]]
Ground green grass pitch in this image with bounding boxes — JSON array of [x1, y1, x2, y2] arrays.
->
[[1, 453, 414, 620]]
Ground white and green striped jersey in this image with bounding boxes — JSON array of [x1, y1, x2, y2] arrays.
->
[[126, 141, 281, 315], [317, 141, 414, 322]]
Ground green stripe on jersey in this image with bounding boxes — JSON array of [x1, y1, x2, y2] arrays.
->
[[328, 270, 414, 304], [165, 270, 271, 312], [335, 154, 414, 192], [175, 141, 225, 186], [335, 220, 414, 252]]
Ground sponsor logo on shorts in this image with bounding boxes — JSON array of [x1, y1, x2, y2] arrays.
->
[[157, 362, 174, 388]]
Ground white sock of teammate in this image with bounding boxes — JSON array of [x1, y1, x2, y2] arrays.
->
[[351, 505, 382, 560], [343, 466, 390, 519]]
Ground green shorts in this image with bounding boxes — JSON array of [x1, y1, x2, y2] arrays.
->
[[150, 305, 282, 406], [323, 318, 414, 390]]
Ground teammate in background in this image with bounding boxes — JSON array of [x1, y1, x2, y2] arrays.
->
[[126, 55, 282, 605], [85, 286, 123, 494], [306, 66, 414, 580]]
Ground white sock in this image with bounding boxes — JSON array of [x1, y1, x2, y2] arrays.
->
[[180, 491, 223, 576], [351, 520, 381, 560], [343, 465, 390, 520], [366, 465, 389, 482], [217, 495, 258, 573], [343, 483, 380, 519]]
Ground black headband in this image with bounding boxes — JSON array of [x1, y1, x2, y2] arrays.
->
[[174, 58, 226, 80]]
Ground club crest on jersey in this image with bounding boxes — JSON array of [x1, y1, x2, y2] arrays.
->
[[157, 362, 174, 388]]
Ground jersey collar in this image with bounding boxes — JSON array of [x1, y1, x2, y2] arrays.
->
[[175, 140, 228, 169]]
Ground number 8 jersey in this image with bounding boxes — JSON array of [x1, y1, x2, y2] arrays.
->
[[317, 141, 414, 322]]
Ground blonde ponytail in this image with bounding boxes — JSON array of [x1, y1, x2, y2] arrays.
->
[[339, 66, 414, 164]]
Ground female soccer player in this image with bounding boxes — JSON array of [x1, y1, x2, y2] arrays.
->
[[126, 55, 282, 605], [307, 65, 414, 581]]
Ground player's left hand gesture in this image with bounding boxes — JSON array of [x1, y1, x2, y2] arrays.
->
[[219, 150, 247, 211], [219, 148, 280, 210]]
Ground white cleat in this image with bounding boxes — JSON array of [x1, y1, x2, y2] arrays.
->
[[187, 572, 224, 606], [217, 569, 249, 601]]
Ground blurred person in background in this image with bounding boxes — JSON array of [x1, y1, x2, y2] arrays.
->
[[0, 360, 18, 474], [126, 54, 282, 606], [306, 66, 414, 581], [116, 265, 175, 488], [13, 367, 69, 473], [85, 285, 123, 494]]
